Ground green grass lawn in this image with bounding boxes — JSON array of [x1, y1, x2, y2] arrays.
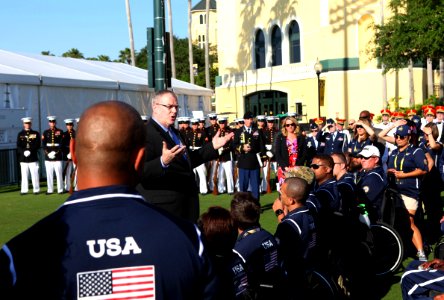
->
[[0, 186, 410, 299]]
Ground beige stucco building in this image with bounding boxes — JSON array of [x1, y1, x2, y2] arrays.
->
[[191, 0, 217, 50], [215, 0, 429, 123]]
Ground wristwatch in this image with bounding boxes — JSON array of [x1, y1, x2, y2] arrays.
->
[[275, 209, 284, 217]]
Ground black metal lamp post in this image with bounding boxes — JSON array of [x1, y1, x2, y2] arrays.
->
[[314, 58, 323, 118]]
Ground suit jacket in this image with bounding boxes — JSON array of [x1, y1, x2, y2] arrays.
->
[[137, 119, 218, 222]]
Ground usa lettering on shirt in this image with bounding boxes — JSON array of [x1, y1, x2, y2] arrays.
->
[[87, 236, 142, 258]]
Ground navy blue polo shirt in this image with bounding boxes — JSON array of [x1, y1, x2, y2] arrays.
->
[[0, 185, 217, 299], [232, 227, 280, 296], [348, 138, 372, 155], [357, 166, 387, 216], [313, 178, 340, 213], [277, 206, 317, 261], [337, 173, 358, 215], [418, 140, 442, 167], [388, 144, 427, 199]]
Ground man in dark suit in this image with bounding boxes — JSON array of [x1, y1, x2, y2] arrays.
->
[[137, 90, 233, 222]]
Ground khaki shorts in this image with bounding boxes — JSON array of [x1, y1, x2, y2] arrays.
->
[[401, 194, 418, 211]]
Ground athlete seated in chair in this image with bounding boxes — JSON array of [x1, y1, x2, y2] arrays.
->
[[231, 192, 287, 299], [273, 176, 317, 297], [401, 258, 444, 299]]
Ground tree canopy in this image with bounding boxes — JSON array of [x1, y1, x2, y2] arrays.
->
[[373, 0, 444, 72]]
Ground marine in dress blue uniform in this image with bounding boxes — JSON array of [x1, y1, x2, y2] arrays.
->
[[206, 114, 220, 192], [42, 116, 64, 194], [62, 118, 76, 192], [16, 117, 41, 194], [187, 118, 209, 194]]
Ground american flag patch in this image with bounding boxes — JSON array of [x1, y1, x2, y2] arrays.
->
[[77, 265, 155, 299]]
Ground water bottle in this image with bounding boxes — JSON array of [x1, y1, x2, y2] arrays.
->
[[358, 203, 371, 228]]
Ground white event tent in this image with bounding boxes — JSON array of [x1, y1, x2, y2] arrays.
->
[[0, 49, 213, 146]]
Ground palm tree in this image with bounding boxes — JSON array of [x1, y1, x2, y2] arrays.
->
[[125, 0, 136, 66], [97, 55, 111, 62], [119, 48, 133, 64], [188, 0, 194, 84], [205, 0, 211, 89], [166, 0, 176, 78], [62, 48, 84, 59], [41, 51, 55, 56]]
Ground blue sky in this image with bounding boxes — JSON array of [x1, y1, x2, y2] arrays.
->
[[1, 1, 197, 60]]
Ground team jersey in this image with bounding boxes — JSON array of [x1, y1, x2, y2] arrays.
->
[[388, 144, 427, 199], [0, 185, 217, 299]]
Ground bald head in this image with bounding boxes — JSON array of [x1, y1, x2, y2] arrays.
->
[[283, 177, 308, 203], [74, 101, 146, 188]]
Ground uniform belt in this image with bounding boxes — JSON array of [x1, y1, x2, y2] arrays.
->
[[46, 143, 60, 147], [189, 146, 201, 150]]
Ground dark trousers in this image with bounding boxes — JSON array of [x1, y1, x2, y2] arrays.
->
[[401, 260, 444, 299], [238, 168, 260, 200]]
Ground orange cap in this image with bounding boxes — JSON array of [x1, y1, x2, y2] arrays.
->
[[314, 118, 324, 125], [422, 104, 435, 111], [424, 108, 436, 116], [380, 109, 391, 116], [336, 118, 346, 125], [392, 111, 406, 118], [436, 106, 444, 113], [406, 109, 417, 116]]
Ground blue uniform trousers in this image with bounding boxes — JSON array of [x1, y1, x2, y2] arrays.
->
[[238, 168, 260, 200], [401, 260, 444, 299]]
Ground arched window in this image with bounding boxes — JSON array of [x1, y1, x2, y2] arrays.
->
[[254, 30, 265, 69], [200, 15, 204, 24], [271, 26, 282, 66], [289, 21, 301, 63]]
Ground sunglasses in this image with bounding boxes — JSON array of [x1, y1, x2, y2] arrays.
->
[[395, 135, 408, 140], [310, 163, 325, 169], [360, 156, 375, 160], [355, 125, 364, 129], [285, 123, 296, 128]]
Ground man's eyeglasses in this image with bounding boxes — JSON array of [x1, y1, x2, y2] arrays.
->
[[285, 123, 296, 128], [310, 163, 325, 169], [395, 135, 408, 140], [157, 103, 180, 110]]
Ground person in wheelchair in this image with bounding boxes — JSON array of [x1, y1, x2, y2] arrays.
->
[[230, 192, 287, 299], [332, 152, 358, 218], [401, 258, 444, 299], [355, 145, 387, 221], [273, 177, 317, 289], [309, 154, 341, 268]]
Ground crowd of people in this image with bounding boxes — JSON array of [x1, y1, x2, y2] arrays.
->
[[6, 90, 444, 298]]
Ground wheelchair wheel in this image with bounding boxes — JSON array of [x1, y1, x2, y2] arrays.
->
[[306, 269, 340, 299], [370, 222, 404, 276]]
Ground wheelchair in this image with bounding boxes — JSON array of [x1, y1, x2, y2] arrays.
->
[[370, 221, 404, 276], [368, 186, 406, 276], [306, 268, 340, 299]]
